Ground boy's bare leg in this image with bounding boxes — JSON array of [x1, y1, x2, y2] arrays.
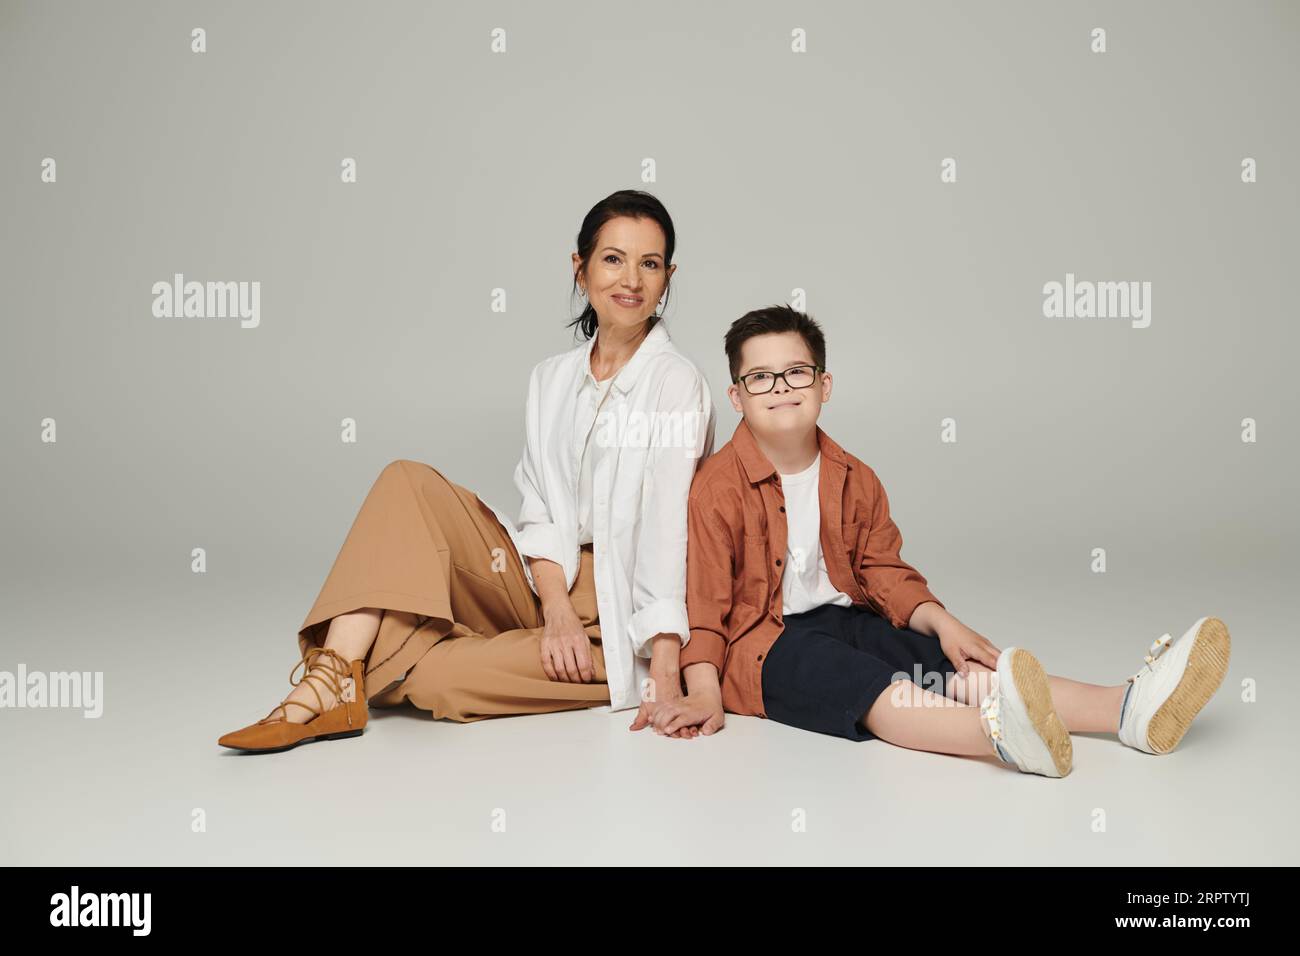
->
[[862, 680, 995, 757], [279, 608, 383, 724], [948, 662, 1126, 735]]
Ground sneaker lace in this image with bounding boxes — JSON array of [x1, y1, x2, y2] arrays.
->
[[979, 692, 1002, 741], [258, 646, 356, 727], [1126, 632, 1173, 684]]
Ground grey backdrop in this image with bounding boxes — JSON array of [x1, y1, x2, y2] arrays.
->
[[2, 0, 1296, 866]]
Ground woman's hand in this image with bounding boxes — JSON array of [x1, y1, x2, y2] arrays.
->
[[628, 635, 685, 732], [938, 619, 1001, 676], [539, 599, 596, 682], [528, 556, 596, 682]]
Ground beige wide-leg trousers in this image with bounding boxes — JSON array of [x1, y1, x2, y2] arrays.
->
[[297, 459, 610, 720]]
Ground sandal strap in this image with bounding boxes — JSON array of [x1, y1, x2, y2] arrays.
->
[[258, 646, 354, 725]]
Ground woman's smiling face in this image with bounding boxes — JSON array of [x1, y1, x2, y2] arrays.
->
[[574, 215, 675, 334]]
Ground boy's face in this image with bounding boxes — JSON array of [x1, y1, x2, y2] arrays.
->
[[728, 331, 832, 440]]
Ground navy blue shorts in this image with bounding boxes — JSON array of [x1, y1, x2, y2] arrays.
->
[[760, 602, 960, 741]]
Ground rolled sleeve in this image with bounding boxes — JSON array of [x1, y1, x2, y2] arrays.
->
[[627, 367, 716, 657], [513, 363, 578, 592], [857, 473, 944, 631], [628, 599, 691, 656]]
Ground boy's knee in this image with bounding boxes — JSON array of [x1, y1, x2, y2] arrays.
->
[[946, 664, 997, 704]]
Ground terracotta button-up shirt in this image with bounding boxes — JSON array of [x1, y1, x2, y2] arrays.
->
[[681, 418, 945, 718]]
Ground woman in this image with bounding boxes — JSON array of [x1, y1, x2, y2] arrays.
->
[[218, 190, 716, 753]]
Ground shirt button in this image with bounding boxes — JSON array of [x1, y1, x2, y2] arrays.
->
[[779, 506, 785, 513], [775, 558, 782, 567], [756, 653, 763, 661]]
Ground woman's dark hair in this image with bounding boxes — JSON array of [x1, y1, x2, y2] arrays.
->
[[568, 189, 677, 340]]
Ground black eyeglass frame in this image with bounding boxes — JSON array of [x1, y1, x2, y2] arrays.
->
[[733, 364, 827, 395]]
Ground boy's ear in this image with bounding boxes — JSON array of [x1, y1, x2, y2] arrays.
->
[[820, 370, 833, 403], [727, 382, 744, 414]]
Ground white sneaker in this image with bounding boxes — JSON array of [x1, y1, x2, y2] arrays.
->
[[1118, 616, 1231, 754], [978, 648, 1072, 777]]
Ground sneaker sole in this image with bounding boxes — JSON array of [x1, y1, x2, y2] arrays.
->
[[221, 728, 364, 754], [1146, 616, 1231, 754], [1011, 650, 1073, 777]]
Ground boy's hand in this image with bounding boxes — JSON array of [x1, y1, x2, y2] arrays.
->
[[938, 620, 1001, 675], [628, 682, 686, 733], [652, 690, 726, 738]]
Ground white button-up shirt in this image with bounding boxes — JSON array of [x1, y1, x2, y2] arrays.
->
[[482, 320, 716, 711]]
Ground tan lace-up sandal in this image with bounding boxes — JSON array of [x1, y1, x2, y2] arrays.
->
[[218, 646, 368, 753]]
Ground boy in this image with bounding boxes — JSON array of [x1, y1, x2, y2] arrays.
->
[[653, 306, 1231, 777]]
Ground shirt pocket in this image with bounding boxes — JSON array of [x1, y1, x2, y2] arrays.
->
[[737, 532, 771, 610]]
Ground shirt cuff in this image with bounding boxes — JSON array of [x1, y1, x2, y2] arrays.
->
[[680, 628, 727, 673], [514, 523, 574, 592], [627, 598, 689, 657], [881, 585, 945, 631]]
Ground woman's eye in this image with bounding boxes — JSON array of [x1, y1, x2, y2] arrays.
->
[[604, 254, 620, 265], [642, 260, 658, 269]]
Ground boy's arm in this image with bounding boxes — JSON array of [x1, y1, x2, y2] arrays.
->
[[683, 661, 721, 694], [855, 470, 946, 632], [680, 492, 733, 676], [907, 599, 957, 638]]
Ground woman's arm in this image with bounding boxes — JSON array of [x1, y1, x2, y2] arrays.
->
[[626, 364, 716, 729], [512, 362, 593, 681], [626, 365, 716, 656], [529, 556, 594, 683], [513, 362, 579, 593]]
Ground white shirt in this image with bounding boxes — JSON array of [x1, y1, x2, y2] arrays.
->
[[576, 375, 616, 546], [481, 320, 716, 712], [779, 454, 854, 616]]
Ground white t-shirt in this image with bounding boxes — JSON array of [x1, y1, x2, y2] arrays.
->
[[779, 453, 854, 616], [576, 375, 616, 545]]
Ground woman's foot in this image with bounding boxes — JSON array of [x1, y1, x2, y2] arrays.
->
[[1118, 616, 1231, 754], [217, 646, 368, 753], [978, 648, 1073, 777]]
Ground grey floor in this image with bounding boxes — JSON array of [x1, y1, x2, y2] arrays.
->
[[1, 568, 1294, 867]]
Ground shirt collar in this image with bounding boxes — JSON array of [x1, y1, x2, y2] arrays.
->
[[579, 320, 672, 394], [731, 416, 850, 485]]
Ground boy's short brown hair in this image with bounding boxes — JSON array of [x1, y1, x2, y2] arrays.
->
[[724, 304, 827, 382]]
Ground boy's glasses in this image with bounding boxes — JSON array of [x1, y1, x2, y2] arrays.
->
[[734, 364, 825, 395]]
